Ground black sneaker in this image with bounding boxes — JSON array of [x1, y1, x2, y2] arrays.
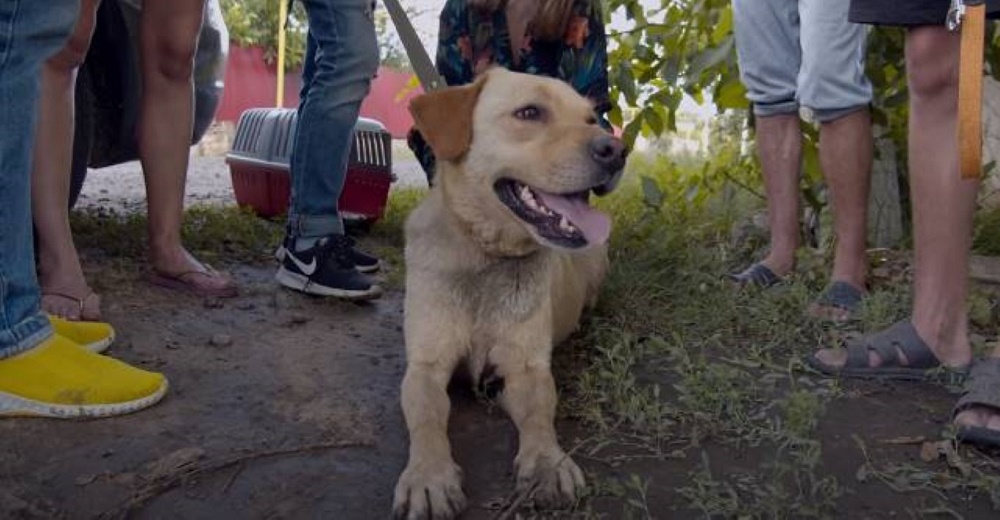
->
[[343, 236, 380, 273], [275, 235, 379, 273], [275, 235, 382, 299]]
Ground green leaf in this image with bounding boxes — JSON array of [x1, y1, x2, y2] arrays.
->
[[641, 175, 665, 209], [711, 7, 733, 46], [685, 36, 735, 82], [715, 77, 748, 109]]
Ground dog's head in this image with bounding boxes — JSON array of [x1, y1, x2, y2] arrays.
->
[[409, 68, 628, 251]]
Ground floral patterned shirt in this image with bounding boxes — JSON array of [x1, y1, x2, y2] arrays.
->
[[410, 0, 611, 177]]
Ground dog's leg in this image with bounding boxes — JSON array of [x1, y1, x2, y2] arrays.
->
[[393, 360, 465, 520], [497, 359, 585, 508], [393, 284, 469, 520]]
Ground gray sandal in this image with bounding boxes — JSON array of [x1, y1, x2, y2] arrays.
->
[[810, 281, 864, 322], [953, 358, 1000, 448], [806, 321, 968, 383], [727, 263, 783, 288]]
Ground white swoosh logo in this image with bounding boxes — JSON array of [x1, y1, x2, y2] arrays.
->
[[289, 253, 317, 275]]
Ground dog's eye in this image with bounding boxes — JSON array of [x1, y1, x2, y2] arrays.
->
[[586, 115, 597, 125], [513, 105, 543, 121]]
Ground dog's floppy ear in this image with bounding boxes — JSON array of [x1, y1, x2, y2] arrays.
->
[[409, 75, 487, 161]]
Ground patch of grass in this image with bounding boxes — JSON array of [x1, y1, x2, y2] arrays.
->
[[974, 205, 1000, 256], [71, 205, 284, 264], [368, 186, 427, 288], [551, 154, 1000, 516], [69, 190, 427, 289]]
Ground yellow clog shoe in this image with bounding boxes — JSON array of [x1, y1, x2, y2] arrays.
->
[[49, 316, 115, 353], [0, 334, 167, 418]]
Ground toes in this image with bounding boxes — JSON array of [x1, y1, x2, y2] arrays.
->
[[955, 406, 1000, 433], [813, 348, 846, 368], [516, 456, 585, 509], [986, 411, 1000, 432], [955, 409, 982, 428], [392, 465, 466, 520]]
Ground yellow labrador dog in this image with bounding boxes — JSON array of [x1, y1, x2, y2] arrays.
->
[[393, 68, 627, 519]]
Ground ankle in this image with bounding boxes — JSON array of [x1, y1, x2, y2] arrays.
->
[[761, 254, 795, 276], [911, 315, 973, 367]]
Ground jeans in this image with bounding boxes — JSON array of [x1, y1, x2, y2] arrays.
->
[[286, 0, 379, 239], [732, 0, 872, 122], [0, 0, 79, 358]]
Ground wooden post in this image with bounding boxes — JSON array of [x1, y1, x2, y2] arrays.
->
[[276, 0, 288, 108]]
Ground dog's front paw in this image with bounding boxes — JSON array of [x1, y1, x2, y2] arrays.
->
[[514, 448, 586, 508], [393, 461, 466, 520]]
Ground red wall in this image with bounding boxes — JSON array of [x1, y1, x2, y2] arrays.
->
[[216, 45, 422, 139]]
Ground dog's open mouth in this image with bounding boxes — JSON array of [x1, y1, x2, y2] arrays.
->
[[494, 179, 611, 248]]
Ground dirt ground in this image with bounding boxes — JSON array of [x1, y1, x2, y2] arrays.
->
[[0, 261, 553, 519], [3, 262, 997, 519], [4, 154, 1000, 519]]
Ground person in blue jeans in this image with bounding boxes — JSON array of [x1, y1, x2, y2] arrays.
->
[[0, 0, 167, 418], [728, 0, 874, 323], [275, 0, 383, 300]]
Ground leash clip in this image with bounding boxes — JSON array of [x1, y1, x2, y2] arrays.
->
[[948, 0, 967, 31]]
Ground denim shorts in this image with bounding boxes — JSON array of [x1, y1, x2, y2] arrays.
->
[[733, 0, 873, 123]]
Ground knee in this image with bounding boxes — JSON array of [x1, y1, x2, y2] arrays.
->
[[48, 19, 98, 70], [148, 36, 199, 82], [906, 33, 959, 99]]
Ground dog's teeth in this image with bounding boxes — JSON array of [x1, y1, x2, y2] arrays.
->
[[559, 216, 572, 231]]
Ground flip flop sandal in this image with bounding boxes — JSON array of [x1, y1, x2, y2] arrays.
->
[[727, 262, 783, 288], [41, 289, 101, 322], [806, 320, 969, 383], [809, 281, 864, 322], [952, 358, 1000, 448], [147, 265, 238, 298]]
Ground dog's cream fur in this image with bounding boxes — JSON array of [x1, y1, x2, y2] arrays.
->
[[393, 68, 625, 519]]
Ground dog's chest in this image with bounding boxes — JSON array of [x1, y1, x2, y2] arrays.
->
[[454, 254, 551, 324]]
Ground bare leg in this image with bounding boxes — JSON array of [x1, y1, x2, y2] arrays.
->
[[820, 109, 872, 290], [906, 28, 976, 368], [808, 108, 874, 320], [31, 0, 102, 321], [138, 0, 234, 294], [814, 27, 975, 369], [755, 113, 802, 276]]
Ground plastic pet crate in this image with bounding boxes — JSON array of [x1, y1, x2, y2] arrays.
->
[[226, 108, 393, 221]]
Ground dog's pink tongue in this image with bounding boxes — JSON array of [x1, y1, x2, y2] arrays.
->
[[536, 191, 611, 246]]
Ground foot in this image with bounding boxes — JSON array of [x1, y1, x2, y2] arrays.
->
[[807, 280, 865, 323], [953, 358, 1000, 446], [348, 239, 381, 274], [514, 446, 586, 509], [809, 321, 970, 381], [40, 286, 101, 322], [275, 234, 382, 300], [392, 459, 466, 519], [275, 235, 381, 273], [727, 262, 785, 288], [148, 247, 237, 298], [49, 316, 115, 353], [0, 334, 167, 418]]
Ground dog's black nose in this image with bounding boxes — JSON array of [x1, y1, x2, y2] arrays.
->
[[589, 134, 628, 171]]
